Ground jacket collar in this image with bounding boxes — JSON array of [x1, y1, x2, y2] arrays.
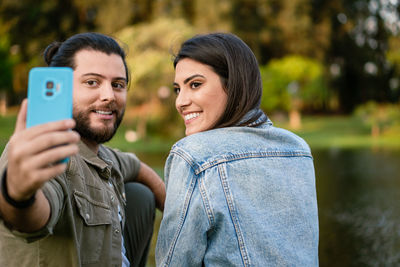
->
[[236, 108, 271, 127]]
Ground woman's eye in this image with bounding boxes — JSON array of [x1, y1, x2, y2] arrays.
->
[[190, 82, 201, 89], [112, 82, 126, 89], [174, 87, 180, 95]]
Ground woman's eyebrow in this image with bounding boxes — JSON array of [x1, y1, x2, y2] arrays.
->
[[173, 74, 205, 87], [183, 74, 205, 84]]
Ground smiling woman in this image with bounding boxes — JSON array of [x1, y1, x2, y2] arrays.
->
[[173, 58, 228, 135], [156, 33, 319, 266]]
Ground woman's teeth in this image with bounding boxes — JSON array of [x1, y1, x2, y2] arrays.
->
[[184, 112, 200, 120]]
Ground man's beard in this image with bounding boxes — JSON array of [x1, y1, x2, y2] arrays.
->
[[73, 107, 124, 144]]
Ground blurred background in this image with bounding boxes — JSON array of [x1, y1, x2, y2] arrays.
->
[[0, 0, 400, 266]]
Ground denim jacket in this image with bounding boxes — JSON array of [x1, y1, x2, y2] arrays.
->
[[156, 112, 319, 266]]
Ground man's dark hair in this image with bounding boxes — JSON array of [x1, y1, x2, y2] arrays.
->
[[43, 32, 129, 82]]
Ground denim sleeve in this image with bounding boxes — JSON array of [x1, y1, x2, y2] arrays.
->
[[156, 153, 209, 267]]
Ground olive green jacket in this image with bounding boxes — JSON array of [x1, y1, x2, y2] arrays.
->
[[0, 141, 140, 267]]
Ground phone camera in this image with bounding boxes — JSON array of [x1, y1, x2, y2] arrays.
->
[[46, 81, 54, 89]]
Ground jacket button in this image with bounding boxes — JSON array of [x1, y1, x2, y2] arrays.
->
[[85, 213, 90, 220], [115, 229, 120, 234]]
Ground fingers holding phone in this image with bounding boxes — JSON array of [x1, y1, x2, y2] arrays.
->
[[7, 119, 80, 201], [5, 67, 79, 202]]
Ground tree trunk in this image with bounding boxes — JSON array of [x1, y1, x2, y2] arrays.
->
[[371, 124, 380, 138], [289, 109, 301, 130], [0, 91, 6, 116], [136, 116, 147, 139]]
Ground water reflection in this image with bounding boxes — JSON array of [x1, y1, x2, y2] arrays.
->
[[314, 148, 400, 266], [141, 148, 400, 266]]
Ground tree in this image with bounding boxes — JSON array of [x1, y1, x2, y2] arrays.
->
[[260, 55, 328, 128], [0, 0, 83, 104], [0, 0, 156, 105], [386, 36, 400, 100], [231, 0, 329, 63], [0, 19, 18, 115], [354, 101, 400, 137], [323, 0, 399, 112], [116, 17, 195, 139], [2, 0, 399, 113]]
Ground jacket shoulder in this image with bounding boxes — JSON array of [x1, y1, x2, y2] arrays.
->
[[171, 125, 311, 164]]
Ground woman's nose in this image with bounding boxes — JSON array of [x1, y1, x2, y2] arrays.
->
[[175, 88, 191, 111]]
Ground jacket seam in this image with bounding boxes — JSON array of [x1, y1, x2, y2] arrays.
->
[[195, 151, 312, 175], [170, 148, 201, 172], [199, 174, 215, 227], [163, 174, 198, 266], [218, 164, 251, 267], [170, 148, 312, 176]]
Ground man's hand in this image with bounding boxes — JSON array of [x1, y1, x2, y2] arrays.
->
[[0, 99, 80, 232], [6, 99, 80, 201]]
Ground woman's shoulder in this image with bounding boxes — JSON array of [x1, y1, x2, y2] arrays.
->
[[171, 124, 311, 160]]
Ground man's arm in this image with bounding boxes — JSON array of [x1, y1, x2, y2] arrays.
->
[[136, 162, 166, 211], [0, 99, 80, 232], [0, 186, 51, 232]]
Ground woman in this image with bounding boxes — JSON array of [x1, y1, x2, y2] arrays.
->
[[156, 33, 318, 266]]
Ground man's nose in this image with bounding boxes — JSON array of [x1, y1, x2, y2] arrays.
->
[[100, 83, 115, 101]]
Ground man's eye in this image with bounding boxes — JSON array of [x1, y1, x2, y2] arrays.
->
[[85, 80, 98, 86], [174, 87, 180, 94]]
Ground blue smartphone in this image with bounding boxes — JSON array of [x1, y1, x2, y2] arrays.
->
[[27, 67, 73, 128], [27, 67, 74, 163]]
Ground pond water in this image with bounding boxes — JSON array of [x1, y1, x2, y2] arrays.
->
[[138, 148, 400, 266], [314, 148, 400, 266]]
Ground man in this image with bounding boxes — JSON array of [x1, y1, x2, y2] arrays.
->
[[0, 32, 165, 266]]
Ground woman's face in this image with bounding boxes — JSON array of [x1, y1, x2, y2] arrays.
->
[[174, 58, 228, 136]]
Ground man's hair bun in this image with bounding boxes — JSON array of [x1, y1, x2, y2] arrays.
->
[[43, 41, 62, 66]]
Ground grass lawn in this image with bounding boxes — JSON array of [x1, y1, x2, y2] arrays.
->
[[1, 113, 400, 153], [0, 115, 17, 152], [0, 114, 176, 154], [273, 115, 400, 149]]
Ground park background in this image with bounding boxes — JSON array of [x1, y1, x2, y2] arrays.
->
[[0, 0, 400, 266]]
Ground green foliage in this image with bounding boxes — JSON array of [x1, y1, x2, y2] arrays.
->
[[0, 19, 19, 92], [0, 0, 156, 101], [0, 0, 399, 112], [72, 0, 148, 34], [274, 115, 400, 149], [116, 18, 195, 138], [260, 55, 328, 112], [117, 17, 194, 103], [192, 0, 231, 32], [354, 101, 400, 136], [0, 114, 16, 151], [387, 36, 400, 77]]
